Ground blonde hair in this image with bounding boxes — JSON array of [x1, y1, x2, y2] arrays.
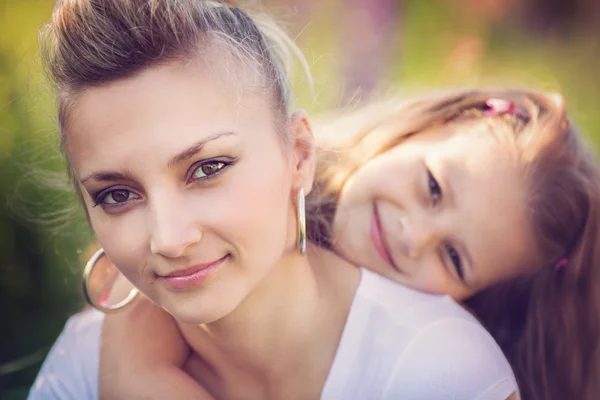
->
[[307, 88, 600, 400]]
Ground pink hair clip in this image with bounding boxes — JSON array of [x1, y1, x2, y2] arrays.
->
[[484, 98, 517, 116], [483, 98, 529, 120], [554, 257, 568, 271]]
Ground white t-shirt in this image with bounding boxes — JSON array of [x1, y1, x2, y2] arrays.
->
[[28, 307, 103, 400], [29, 269, 519, 400], [321, 269, 519, 400]]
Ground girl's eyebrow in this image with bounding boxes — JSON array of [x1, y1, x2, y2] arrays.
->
[[439, 159, 455, 208], [457, 240, 477, 287]]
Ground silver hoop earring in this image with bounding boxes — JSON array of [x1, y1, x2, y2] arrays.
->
[[297, 188, 306, 255], [82, 248, 139, 313]]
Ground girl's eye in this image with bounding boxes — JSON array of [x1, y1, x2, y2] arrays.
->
[[191, 161, 226, 180], [427, 169, 442, 205], [445, 243, 464, 281], [98, 189, 139, 206]]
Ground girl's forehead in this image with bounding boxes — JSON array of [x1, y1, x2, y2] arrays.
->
[[443, 119, 520, 157]]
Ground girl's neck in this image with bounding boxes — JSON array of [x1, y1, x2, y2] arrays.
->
[[178, 244, 360, 400]]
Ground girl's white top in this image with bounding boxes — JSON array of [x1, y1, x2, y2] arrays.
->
[[29, 268, 519, 400]]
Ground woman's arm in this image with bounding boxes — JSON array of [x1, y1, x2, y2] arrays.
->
[[99, 296, 214, 399]]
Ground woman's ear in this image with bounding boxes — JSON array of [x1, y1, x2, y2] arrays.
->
[[289, 110, 316, 194]]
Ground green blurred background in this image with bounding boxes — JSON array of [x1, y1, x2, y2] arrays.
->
[[1, 0, 599, 398]]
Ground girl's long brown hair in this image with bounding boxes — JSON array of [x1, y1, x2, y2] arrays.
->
[[307, 88, 600, 400]]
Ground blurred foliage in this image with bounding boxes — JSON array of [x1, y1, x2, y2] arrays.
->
[[1, 0, 599, 396], [0, 0, 92, 395]]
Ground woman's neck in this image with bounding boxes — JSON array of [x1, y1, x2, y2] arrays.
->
[[178, 244, 360, 400]]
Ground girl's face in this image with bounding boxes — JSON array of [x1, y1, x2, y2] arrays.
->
[[67, 61, 308, 324], [333, 120, 535, 300]]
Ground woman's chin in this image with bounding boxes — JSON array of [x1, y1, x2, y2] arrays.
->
[[162, 296, 240, 325]]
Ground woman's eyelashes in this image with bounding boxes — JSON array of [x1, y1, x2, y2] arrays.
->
[[92, 157, 237, 208], [186, 157, 236, 183], [92, 187, 141, 208]]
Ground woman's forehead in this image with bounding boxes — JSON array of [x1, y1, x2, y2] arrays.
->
[[64, 63, 273, 171]]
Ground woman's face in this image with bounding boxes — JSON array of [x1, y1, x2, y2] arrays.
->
[[67, 61, 304, 324], [333, 120, 535, 300]]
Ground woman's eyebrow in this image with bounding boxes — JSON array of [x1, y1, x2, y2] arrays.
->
[[79, 132, 237, 185], [80, 171, 135, 185], [167, 131, 237, 168]]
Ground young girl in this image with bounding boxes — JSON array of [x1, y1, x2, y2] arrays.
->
[[29, 1, 599, 400], [312, 90, 600, 400]]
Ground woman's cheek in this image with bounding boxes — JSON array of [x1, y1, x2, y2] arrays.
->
[[213, 170, 291, 253], [92, 210, 149, 287]]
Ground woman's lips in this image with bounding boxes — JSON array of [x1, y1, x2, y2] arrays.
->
[[370, 204, 398, 270], [157, 255, 228, 291]]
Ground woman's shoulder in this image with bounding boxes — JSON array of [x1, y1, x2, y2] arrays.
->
[[322, 269, 519, 400], [356, 267, 476, 324], [27, 308, 104, 400]]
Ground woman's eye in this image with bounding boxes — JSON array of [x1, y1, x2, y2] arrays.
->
[[445, 244, 464, 281], [191, 161, 226, 180], [427, 169, 442, 204], [98, 189, 138, 205]]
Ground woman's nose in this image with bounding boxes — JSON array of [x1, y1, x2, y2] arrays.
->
[[149, 199, 203, 258]]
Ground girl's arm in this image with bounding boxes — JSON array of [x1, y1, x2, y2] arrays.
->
[[99, 295, 213, 399]]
